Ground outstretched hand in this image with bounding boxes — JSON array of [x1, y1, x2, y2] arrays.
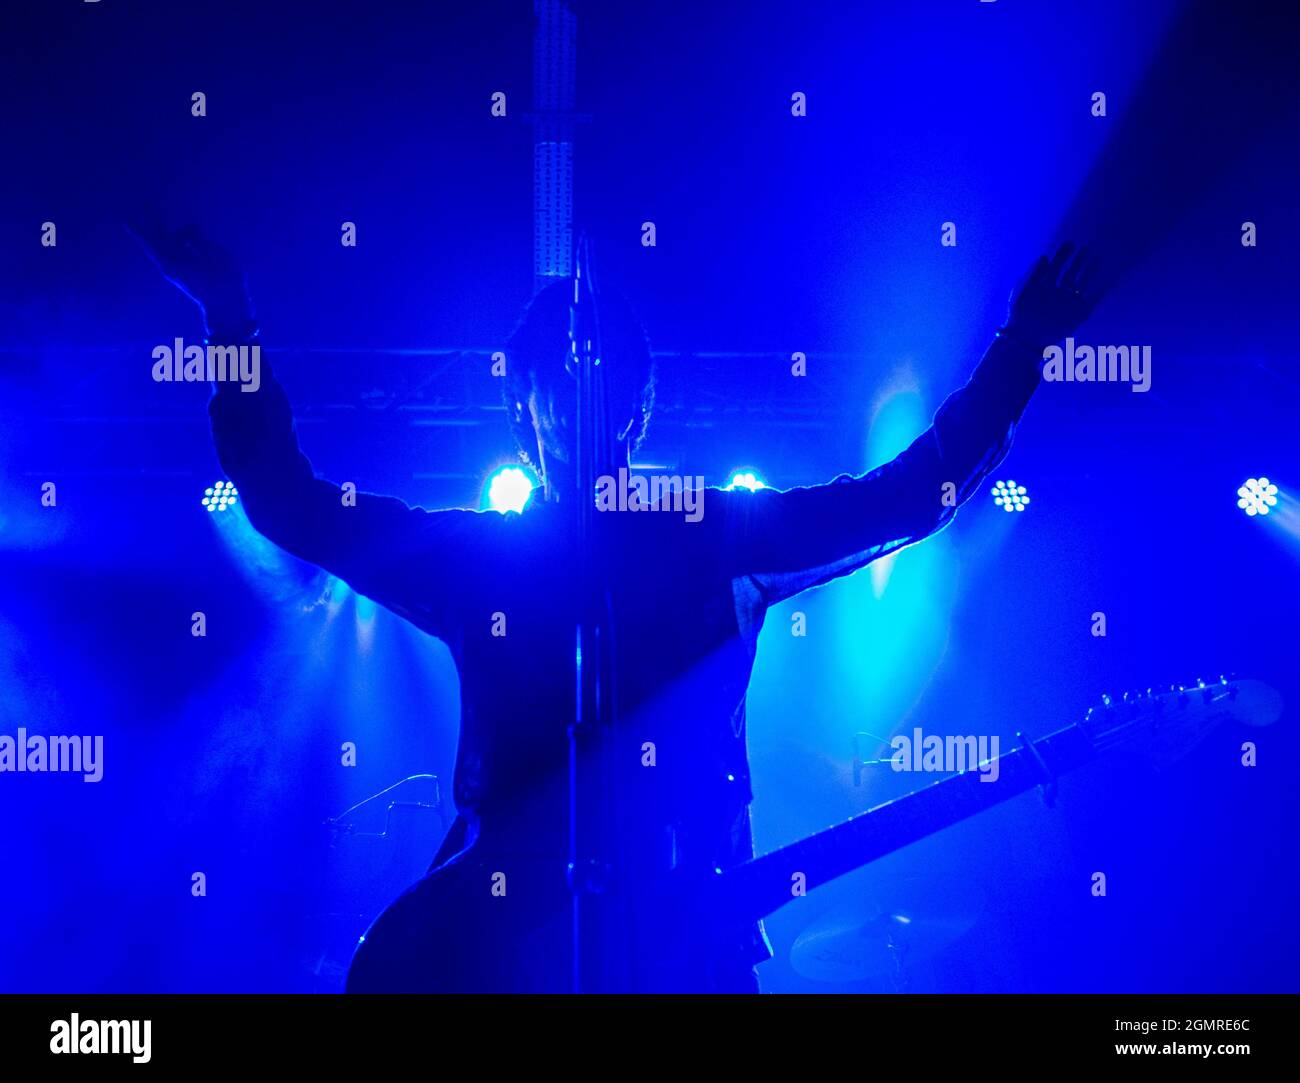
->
[[126, 222, 252, 328], [1005, 243, 1099, 345]]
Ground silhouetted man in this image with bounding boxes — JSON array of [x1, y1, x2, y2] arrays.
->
[[137, 227, 1096, 991]]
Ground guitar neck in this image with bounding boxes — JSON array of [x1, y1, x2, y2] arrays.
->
[[721, 722, 1098, 927]]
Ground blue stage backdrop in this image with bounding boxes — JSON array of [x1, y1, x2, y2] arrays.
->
[[0, 0, 1296, 993]]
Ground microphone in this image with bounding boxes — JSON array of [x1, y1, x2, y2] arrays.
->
[[567, 234, 601, 379]]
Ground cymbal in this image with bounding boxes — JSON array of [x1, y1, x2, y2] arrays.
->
[[790, 903, 977, 983]]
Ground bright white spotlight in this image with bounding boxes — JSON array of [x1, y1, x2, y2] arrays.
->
[[1237, 477, 1278, 517], [201, 480, 239, 513], [991, 479, 1029, 513], [726, 470, 767, 492], [485, 465, 535, 513]]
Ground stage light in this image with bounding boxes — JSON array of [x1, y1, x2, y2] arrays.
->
[[726, 470, 767, 492], [991, 479, 1029, 512], [201, 480, 239, 513], [484, 465, 535, 513], [1237, 477, 1278, 517]]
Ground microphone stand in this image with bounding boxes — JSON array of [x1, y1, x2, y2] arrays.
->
[[565, 235, 625, 992]]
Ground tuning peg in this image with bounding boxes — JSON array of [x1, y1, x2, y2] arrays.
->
[[1101, 693, 1113, 708], [1212, 675, 1241, 701]]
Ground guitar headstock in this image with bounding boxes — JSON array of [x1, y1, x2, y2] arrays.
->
[[1080, 677, 1282, 767]]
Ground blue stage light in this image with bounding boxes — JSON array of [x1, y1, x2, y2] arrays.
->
[[1237, 477, 1278, 517], [726, 470, 767, 492], [485, 465, 536, 513], [201, 480, 239, 513], [992, 479, 1029, 512]]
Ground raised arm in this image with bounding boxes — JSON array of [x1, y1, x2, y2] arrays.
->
[[714, 245, 1099, 605], [132, 225, 478, 638]]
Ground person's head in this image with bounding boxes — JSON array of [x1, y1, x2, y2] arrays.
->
[[502, 278, 655, 493]]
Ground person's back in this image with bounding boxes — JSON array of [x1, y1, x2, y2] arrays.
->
[[133, 225, 1096, 990], [347, 490, 779, 991]]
